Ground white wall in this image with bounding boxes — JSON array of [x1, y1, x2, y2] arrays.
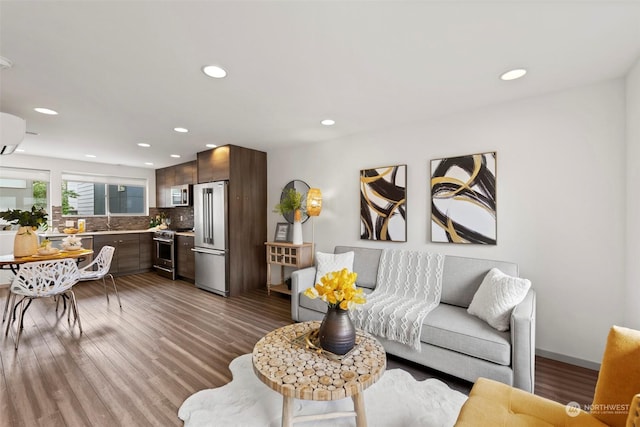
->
[[0, 230, 16, 285], [267, 79, 627, 364], [0, 154, 156, 210], [626, 57, 640, 330]]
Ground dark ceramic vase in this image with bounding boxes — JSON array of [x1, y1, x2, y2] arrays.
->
[[318, 306, 356, 355]]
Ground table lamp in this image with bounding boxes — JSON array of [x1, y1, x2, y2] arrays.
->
[[306, 188, 322, 261]]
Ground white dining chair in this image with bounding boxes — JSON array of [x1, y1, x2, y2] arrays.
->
[[78, 246, 121, 307], [2, 275, 15, 324], [4, 258, 81, 350]]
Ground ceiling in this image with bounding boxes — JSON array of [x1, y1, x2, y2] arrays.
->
[[1, 1, 639, 169]]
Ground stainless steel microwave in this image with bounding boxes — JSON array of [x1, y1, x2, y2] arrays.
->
[[170, 184, 192, 207]]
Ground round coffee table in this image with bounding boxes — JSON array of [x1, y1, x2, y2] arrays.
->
[[252, 321, 386, 427]]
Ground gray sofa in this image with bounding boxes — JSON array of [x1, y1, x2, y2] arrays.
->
[[291, 246, 536, 392]]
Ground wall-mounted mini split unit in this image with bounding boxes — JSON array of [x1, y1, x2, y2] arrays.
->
[[0, 112, 26, 155]]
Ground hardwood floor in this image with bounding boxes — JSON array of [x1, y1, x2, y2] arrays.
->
[[1, 272, 598, 426]]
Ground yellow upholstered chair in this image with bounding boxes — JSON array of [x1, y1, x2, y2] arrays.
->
[[628, 395, 639, 427], [455, 325, 640, 427]]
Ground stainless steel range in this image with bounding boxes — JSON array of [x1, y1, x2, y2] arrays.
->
[[153, 229, 176, 280]]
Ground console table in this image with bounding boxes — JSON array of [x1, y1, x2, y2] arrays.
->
[[264, 242, 313, 295], [252, 321, 386, 427]]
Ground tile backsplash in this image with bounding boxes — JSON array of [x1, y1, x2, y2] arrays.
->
[[50, 206, 194, 232], [162, 206, 195, 231]]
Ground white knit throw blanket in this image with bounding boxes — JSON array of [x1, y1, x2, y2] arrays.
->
[[352, 249, 444, 351]]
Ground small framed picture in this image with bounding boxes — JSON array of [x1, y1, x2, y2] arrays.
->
[[274, 222, 290, 242]]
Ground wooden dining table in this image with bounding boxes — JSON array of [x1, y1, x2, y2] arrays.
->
[[0, 248, 94, 272]]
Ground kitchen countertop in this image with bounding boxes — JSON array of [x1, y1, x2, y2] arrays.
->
[[38, 229, 195, 238], [39, 229, 155, 238]]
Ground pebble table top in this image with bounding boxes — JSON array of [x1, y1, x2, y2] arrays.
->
[[252, 321, 386, 401]]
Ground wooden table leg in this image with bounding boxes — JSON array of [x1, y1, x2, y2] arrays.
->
[[282, 395, 294, 427], [352, 392, 367, 427]]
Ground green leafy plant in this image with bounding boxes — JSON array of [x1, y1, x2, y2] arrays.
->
[[61, 181, 79, 215], [0, 206, 48, 228], [32, 181, 47, 210], [273, 188, 304, 215]]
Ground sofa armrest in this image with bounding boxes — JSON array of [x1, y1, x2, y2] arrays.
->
[[291, 267, 317, 321], [627, 394, 640, 427], [510, 288, 536, 393]]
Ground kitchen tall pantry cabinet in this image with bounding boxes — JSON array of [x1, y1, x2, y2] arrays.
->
[[197, 145, 267, 296]]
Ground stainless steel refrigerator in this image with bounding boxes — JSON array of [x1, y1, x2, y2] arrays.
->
[[193, 181, 229, 296]]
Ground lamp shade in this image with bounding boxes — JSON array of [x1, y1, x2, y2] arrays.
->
[[306, 188, 322, 216]]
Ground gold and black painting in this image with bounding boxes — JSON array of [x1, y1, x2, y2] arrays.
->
[[360, 165, 407, 242], [431, 152, 497, 244]]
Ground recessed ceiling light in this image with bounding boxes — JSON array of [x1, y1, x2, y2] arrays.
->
[[85, 154, 96, 158], [15, 148, 25, 152], [500, 68, 527, 81], [202, 65, 227, 78], [205, 144, 217, 148], [170, 154, 181, 158], [138, 143, 151, 148], [321, 119, 335, 126], [144, 162, 154, 166], [34, 107, 58, 115], [174, 127, 189, 133]]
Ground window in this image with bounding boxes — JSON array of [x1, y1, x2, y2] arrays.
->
[[0, 167, 50, 216], [62, 173, 146, 216]]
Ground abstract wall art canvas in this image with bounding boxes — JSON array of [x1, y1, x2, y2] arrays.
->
[[431, 152, 496, 244], [360, 165, 407, 242]]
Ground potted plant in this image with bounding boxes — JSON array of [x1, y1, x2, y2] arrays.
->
[[0, 206, 48, 257], [274, 188, 304, 244], [274, 188, 303, 217]]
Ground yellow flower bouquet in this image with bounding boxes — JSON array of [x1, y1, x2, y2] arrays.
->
[[303, 268, 366, 310]]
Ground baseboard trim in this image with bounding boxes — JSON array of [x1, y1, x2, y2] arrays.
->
[[536, 348, 601, 371]]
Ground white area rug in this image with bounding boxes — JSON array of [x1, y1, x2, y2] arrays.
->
[[179, 354, 467, 427]]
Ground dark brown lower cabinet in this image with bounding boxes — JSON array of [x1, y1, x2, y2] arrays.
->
[[93, 232, 153, 276], [176, 234, 195, 281], [139, 232, 153, 270]]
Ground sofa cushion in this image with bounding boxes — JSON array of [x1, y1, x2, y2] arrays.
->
[[422, 304, 511, 366], [441, 256, 519, 308], [314, 251, 354, 284], [467, 268, 531, 331], [455, 378, 608, 427], [335, 246, 382, 289], [301, 297, 512, 366]]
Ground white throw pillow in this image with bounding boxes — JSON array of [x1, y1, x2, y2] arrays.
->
[[314, 251, 355, 284], [467, 268, 532, 331]]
